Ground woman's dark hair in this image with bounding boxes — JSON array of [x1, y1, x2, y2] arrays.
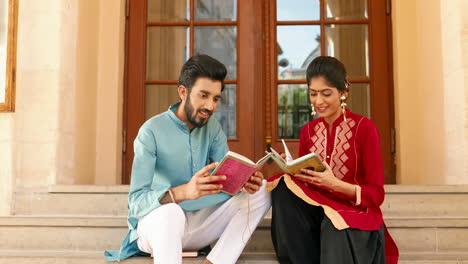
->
[[178, 54, 227, 92], [306, 56, 349, 92]]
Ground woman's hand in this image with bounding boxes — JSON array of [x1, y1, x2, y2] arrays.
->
[[294, 162, 339, 190], [294, 162, 359, 203]]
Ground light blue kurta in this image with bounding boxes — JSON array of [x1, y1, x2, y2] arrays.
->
[[104, 102, 230, 261]]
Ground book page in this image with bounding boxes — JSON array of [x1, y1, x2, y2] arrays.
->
[[224, 151, 255, 165], [270, 152, 325, 175], [270, 155, 291, 174], [256, 152, 272, 166], [286, 153, 325, 174], [281, 139, 294, 163], [269, 147, 285, 163]]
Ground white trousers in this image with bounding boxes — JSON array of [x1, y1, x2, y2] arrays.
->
[[136, 180, 271, 264]]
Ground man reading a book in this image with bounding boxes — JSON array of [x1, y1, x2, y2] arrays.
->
[[105, 54, 271, 264]]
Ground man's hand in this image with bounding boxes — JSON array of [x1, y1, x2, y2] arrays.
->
[[172, 163, 226, 201], [241, 171, 264, 194]]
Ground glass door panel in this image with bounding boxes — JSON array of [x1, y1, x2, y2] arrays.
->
[[277, 84, 309, 139], [276, 0, 320, 21], [347, 83, 370, 118], [325, 0, 368, 20], [144, 0, 238, 138], [194, 26, 237, 79], [147, 0, 189, 22], [325, 24, 369, 78], [277, 25, 320, 80], [214, 84, 237, 139], [145, 85, 181, 120], [272, 0, 371, 159], [146, 27, 190, 80], [194, 0, 237, 21]]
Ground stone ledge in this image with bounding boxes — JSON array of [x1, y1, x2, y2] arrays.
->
[[3, 215, 468, 228], [47, 184, 468, 194], [384, 185, 468, 194], [48, 185, 129, 193], [0, 251, 467, 263], [0, 251, 278, 264]]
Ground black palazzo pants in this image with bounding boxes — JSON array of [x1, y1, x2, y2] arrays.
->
[[271, 179, 386, 264]]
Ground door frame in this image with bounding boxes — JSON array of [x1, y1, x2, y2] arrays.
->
[[122, 0, 395, 184], [262, 0, 395, 183]]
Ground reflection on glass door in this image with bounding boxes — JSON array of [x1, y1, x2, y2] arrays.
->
[[276, 0, 370, 139], [145, 0, 237, 138]]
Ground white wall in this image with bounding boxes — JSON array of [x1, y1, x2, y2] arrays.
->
[[392, 0, 468, 184]]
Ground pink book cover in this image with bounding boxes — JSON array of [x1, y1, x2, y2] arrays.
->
[[211, 151, 270, 195]]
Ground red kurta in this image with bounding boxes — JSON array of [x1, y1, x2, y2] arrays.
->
[[267, 110, 398, 263]]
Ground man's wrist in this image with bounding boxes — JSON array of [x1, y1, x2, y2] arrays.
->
[[171, 185, 187, 202], [167, 188, 176, 203]]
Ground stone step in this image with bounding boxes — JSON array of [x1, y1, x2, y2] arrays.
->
[[13, 185, 468, 217], [1, 215, 468, 255], [0, 251, 467, 264], [14, 185, 129, 216], [0, 215, 272, 254], [0, 251, 278, 264]]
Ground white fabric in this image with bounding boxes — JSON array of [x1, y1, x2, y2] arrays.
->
[[137, 180, 271, 264]]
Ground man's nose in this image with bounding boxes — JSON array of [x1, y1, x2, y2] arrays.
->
[[205, 99, 215, 111]]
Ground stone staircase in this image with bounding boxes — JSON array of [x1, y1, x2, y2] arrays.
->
[[1, 185, 468, 264]]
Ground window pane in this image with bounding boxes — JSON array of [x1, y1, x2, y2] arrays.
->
[[214, 84, 236, 139], [146, 85, 181, 120], [195, 0, 237, 21], [278, 84, 310, 139], [277, 0, 320, 21], [0, 0, 8, 104], [194, 26, 237, 79], [147, 0, 189, 22], [277, 26, 320, 80], [325, 24, 369, 78], [347, 83, 370, 118], [146, 27, 190, 80], [325, 0, 368, 20]]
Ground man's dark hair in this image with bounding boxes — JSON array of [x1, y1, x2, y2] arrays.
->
[[178, 54, 227, 92], [306, 56, 349, 92]]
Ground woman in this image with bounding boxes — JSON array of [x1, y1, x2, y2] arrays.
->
[[267, 56, 398, 264]]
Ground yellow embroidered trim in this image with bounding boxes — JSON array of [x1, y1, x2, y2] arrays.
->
[[266, 174, 350, 230], [355, 184, 362, 206], [266, 174, 287, 192], [282, 175, 350, 230]]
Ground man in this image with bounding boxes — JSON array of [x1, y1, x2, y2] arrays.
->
[[105, 54, 271, 264]]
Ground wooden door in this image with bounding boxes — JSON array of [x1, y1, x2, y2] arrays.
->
[[261, 0, 395, 183], [123, 0, 395, 184], [123, 0, 264, 183]]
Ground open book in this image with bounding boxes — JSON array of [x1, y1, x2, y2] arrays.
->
[[269, 140, 326, 175], [211, 151, 271, 195]]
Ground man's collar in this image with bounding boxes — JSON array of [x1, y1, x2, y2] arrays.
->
[[167, 102, 191, 133]]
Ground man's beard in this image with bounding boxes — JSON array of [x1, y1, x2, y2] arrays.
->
[[184, 93, 213, 128]]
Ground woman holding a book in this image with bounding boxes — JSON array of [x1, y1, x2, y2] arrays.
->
[[267, 56, 398, 264]]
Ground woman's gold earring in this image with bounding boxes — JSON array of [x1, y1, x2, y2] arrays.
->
[[340, 96, 347, 121], [310, 104, 316, 117]]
